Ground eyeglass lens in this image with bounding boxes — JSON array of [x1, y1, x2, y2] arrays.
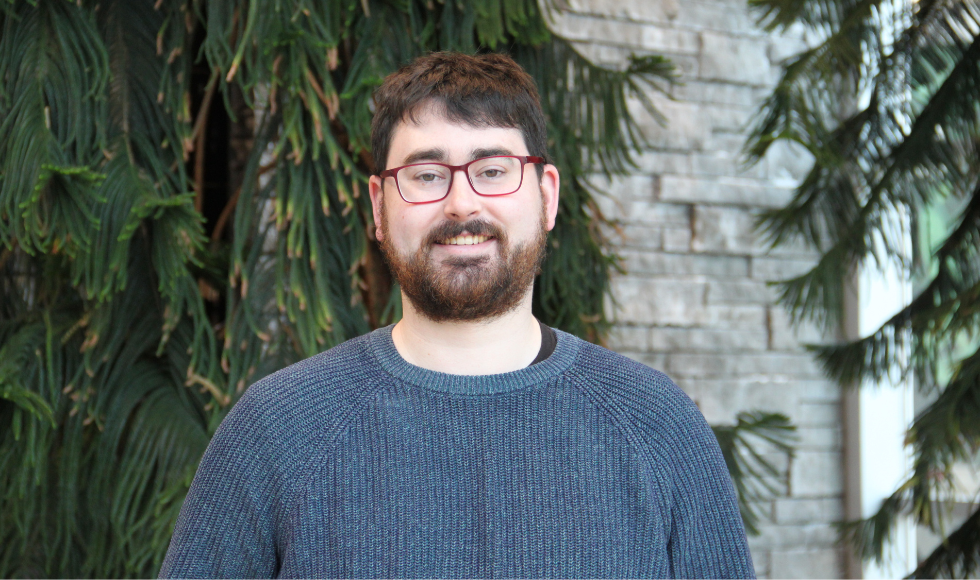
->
[[396, 156, 523, 203]]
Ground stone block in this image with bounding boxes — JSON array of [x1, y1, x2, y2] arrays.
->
[[605, 200, 692, 227], [768, 22, 812, 63], [563, 0, 678, 23], [662, 226, 692, 252], [797, 402, 839, 427], [632, 97, 710, 151], [796, 427, 842, 451], [648, 327, 768, 353], [633, 150, 694, 175], [761, 236, 822, 259], [664, 54, 700, 79], [700, 31, 773, 85], [671, 80, 762, 108], [618, 250, 750, 277], [566, 41, 635, 69], [706, 131, 752, 154], [554, 13, 645, 46], [589, 174, 657, 202], [773, 498, 843, 525], [752, 523, 839, 550], [799, 380, 839, 403], [677, 1, 759, 34], [764, 139, 814, 184], [609, 276, 707, 325], [701, 304, 769, 328], [768, 306, 833, 349], [607, 276, 776, 330], [683, 379, 800, 423], [659, 175, 795, 207], [687, 151, 767, 180], [750, 256, 817, 281], [770, 548, 841, 579], [692, 205, 759, 254], [607, 324, 652, 352], [593, 192, 627, 222], [748, 548, 771, 579], [688, 152, 738, 177], [705, 279, 774, 305], [790, 451, 843, 496], [619, 350, 668, 372], [618, 223, 665, 251], [703, 103, 754, 133], [640, 25, 702, 54], [666, 352, 823, 380]]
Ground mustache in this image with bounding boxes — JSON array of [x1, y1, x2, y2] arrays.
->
[[423, 219, 505, 245]]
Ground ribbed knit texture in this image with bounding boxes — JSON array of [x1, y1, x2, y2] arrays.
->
[[159, 326, 755, 579]]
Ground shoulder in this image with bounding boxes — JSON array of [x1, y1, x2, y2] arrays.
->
[[563, 333, 700, 426], [561, 333, 717, 468], [202, 330, 393, 493], [218, 330, 386, 450]]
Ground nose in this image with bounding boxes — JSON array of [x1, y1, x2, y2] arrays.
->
[[442, 168, 481, 221]]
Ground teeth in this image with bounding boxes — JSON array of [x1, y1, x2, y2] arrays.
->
[[443, 235, 489, 245]]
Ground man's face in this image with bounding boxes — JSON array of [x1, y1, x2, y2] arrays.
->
[[368, 106, 560, 322]]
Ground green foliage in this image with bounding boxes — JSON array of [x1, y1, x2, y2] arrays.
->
[[745, 0, 980, 576], [0, 0, 686, 576], [712, 411, 797, 535]]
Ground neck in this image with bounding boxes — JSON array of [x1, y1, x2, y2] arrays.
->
[[391, 291, 542, 375]]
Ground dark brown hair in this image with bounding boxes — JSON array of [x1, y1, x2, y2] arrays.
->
[[370, 52, 549, 173]]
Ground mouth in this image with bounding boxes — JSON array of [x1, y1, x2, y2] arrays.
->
[[438, 234, 493, 246]]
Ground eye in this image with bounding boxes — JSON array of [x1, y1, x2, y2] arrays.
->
[[407, 165, 448, 185], [474, 164, 509, 180]]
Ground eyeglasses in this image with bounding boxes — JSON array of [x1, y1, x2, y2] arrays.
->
[[380, 155, 545, 204]]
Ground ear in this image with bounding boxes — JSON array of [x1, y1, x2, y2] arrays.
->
[[539, 164, 560, 231], [368, 174, 385, 241]]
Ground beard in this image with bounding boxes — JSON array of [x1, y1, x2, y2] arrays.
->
[[378, 203, 548, 323]]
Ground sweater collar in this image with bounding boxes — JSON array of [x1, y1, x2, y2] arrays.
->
[[367, 324, 580, 395]]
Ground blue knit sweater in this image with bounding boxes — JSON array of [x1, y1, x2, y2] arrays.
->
[[160, 326, 754, 578]]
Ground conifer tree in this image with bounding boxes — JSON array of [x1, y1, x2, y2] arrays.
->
[[745, 0, 980, 576]]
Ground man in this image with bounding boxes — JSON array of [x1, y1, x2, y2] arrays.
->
[[160, 52, 754, 579]]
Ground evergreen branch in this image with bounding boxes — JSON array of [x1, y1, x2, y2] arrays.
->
[[767, 26, 980, 328], [839, 335, 980, 568], [911, 505, 980, 578], [744, 0, 878, 162], [750, 0, 880, 34], [908, 346, 980, 476], [0, 1, 108, 254], [838, 486, 911, 563], [808, 179, 980, 387], [750, 2, 980, 256], [712, 411, 796, 535]]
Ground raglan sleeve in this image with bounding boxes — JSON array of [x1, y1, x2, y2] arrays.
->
[[158, 394, 280, 579], [663, 386, 756, 579]]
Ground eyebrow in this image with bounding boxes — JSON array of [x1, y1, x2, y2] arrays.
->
[[471, 147, 514, 159], [400, 146, 517, 166], [402, 148, 447, 165]]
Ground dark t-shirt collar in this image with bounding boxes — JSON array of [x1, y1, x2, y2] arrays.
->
[[530, 320, 557, 366]]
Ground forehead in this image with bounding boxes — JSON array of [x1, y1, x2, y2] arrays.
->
[[386, 107, 528, 166]]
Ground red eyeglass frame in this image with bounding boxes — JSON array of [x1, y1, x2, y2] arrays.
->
[[379, 155, 545, 204]]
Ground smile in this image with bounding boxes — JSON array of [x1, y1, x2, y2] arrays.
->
[[439, 235, 492, 245]]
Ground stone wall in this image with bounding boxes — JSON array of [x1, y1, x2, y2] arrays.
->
[[550, 1, 844, 577]]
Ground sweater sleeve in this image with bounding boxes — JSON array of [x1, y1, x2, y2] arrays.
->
[[664, 393, 756, 579], [158, 395, 280, 579], [569, 342, 755, 579]]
